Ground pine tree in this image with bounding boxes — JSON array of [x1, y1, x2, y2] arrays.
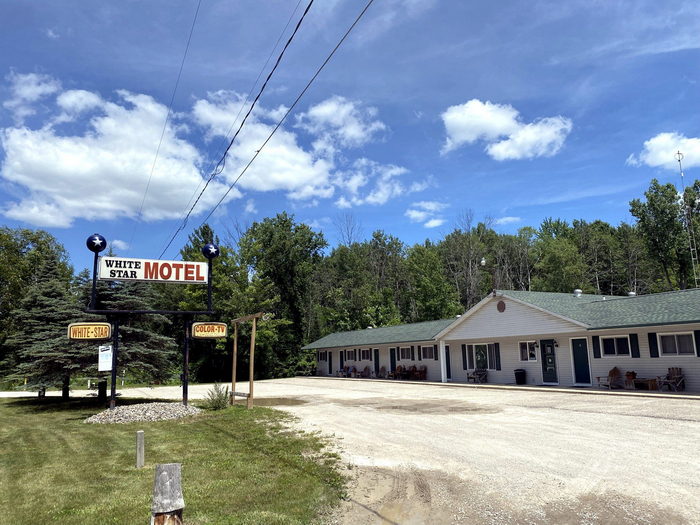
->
[[5, 255, 94, 397], [96, 280, 178, 383]]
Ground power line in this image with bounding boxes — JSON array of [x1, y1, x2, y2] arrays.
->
[[173, 0, 304, 241], [128, 0, 202, 249], [197, 0, 376, 228], [158, 0, 315, 259]]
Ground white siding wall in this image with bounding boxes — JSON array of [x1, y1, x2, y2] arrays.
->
[[444, 324, 700, 390], [446, 297, 583, 339], [314, 341, 444, 381]]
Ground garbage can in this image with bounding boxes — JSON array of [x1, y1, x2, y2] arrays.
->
[[514, 369, 526, 385]]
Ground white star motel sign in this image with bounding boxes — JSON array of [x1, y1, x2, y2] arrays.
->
[[98, 256, 209, 284]]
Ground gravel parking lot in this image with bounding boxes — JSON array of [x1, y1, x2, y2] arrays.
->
[[11, 378, 699, 524]]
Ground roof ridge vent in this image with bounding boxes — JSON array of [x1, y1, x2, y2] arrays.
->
[[627, 291, 637, 297], [573, 288, 583, 297]]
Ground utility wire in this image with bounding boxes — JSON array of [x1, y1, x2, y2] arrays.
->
[[197, 0, 376, 228], [174, 0, 304, 237], [128, 0, 202, 249], [159, 0, 315, 259]]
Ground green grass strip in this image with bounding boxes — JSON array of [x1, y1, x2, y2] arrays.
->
[[0, 398, 344, 525]]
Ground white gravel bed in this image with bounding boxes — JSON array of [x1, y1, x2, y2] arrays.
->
[[84, 402, 202, 424]]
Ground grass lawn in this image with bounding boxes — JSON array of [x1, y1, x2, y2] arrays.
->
[[0, 397, 344, 525]]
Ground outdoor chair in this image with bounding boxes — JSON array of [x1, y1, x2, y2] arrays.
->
[[407, 365, 418, 380], [467, 369, 487, 383], [657, 367, 686, 392], [596, 367, 623, 389], [361, 366, 371, 378], [378, 366, 387, 379], [417, 365, 427, 381], [393, 365, 404, 379]]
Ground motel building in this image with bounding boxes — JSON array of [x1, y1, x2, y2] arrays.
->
[[306, 289, 700, 392]]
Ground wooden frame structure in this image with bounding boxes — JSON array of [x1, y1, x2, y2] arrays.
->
[[230, 312, 266, 409]]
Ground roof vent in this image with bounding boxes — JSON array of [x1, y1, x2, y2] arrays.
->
[[455, 314, 461, 318], [367, 326, 373, 329], [573, 289, 583, 297], [627, 291, 637, 297]]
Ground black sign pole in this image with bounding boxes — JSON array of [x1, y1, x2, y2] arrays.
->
[[206, 258, 213, 312], [182, 317, 192, 406], [109, 316, 120, 410]]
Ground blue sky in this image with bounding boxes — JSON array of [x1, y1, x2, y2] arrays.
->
[[1, 0, 700, 272]]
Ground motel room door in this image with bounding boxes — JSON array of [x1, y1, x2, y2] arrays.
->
[[390, 348, 396, 373], [540, 339, 558, 383], [339, 351, 344, 371], [571, 338, 591, 384], [374, 349, 380, 376], [328, 352, 333, 375]]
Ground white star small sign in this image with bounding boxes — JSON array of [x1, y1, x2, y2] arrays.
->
[[92, 237, 103, 247], [208, 245, 218, 255]]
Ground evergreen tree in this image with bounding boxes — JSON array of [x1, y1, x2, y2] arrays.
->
[[5, 255, 93, 397]]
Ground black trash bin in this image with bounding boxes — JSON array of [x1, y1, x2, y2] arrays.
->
[[514, 368, 526, 385]]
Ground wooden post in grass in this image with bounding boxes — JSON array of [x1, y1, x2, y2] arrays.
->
[[230, 312, 266, 410], [151, 463, 184, 524], [136, 431, 144, 469], [247, 316, 256, 410], [230, 323, 238, 405]]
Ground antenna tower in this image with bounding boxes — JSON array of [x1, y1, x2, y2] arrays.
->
[[675, 150, 699, 288]]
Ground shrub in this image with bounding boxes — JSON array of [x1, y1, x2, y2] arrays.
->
[[204, 383, 230, 410]]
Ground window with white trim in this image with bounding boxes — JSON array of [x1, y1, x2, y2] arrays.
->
[[519, 341, 537, 361], [399, 347, 411, 360], [471, 343, 497, 370], [422, 346, 434, 359], [345, 349, 357, 361], [317, 351, 327, 362], [361, 349, 371, 360], [601, 336, 630, 356], [659, 333, 695, 355]]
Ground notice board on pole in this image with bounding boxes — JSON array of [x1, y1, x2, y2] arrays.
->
[[98, 345, 113, 372]]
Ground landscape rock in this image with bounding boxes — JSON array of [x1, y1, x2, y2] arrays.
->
[[84, 402, 202, 424]]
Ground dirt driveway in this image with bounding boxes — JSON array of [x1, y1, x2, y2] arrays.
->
[[44, 377, 700, 524]]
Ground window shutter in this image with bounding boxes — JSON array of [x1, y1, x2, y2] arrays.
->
[[468, 345, 475, 369], [648, 333, 659, 358], [434, 344, 438, 361], [694, 331, 700, 357], [411, 346, 415, 360], [592, 336, 601, 359], [461, 344, 467, 370], [630, 334, 640, 358], [494, 342, 501, 370], [417, 346, 422, 361]]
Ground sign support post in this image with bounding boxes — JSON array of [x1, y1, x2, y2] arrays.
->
[[182, 316, 192, 406], [109, 316, 121, 410], [231, 324, 238, 404]]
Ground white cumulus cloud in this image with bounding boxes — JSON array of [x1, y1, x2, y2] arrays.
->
[[1, 86, 235, 227], [494, 216, 522, 225], [3, 71, 61, 124], [626, 132, 700, 170], [405, 200, 448, 228], [296, 95, 386, 157], [441, 99, 572, 160]]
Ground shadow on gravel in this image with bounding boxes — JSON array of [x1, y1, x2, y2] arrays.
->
[[3, 396, 176, 415], [336, 397, 501, 415]]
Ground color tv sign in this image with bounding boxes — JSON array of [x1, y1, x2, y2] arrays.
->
[[98, 257, 208, 284]]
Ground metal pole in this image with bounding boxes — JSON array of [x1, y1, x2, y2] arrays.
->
[[247, 317, 256, 409], [109, 317, 120, 410], [183, 317, 191, 406], [206, 259, 213, 312], [231, 323, 238, 404], [90, 250, 99, 310]]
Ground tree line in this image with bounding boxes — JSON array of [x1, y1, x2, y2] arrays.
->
[[1, 177, 698, 393]]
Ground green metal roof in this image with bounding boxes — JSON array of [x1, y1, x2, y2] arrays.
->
[[304, 289, 700, 350], [302, 318, 456, 350], [499, 288, 700, 329]]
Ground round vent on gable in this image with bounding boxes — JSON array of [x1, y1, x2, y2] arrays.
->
[[497, 300, 506, 312]]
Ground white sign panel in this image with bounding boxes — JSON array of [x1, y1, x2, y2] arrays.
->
[[98, 257, 208, 284], [98, 345, 113, 372]]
